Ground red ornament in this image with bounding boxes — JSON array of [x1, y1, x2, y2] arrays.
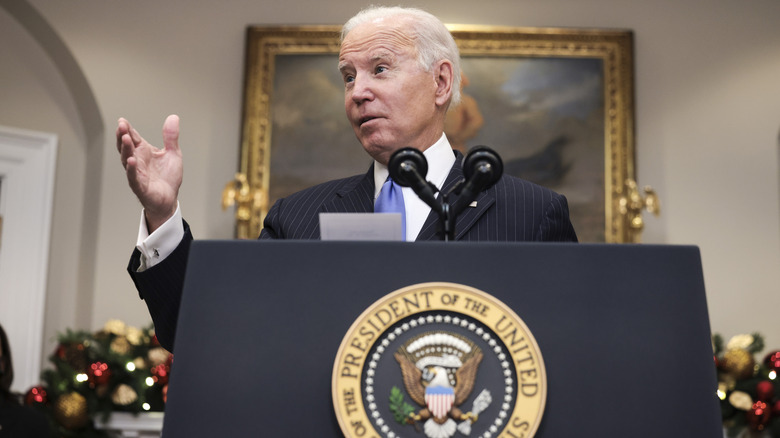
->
[[87, 361, 112, 387], [151, 363, 170, 386], [764, 351, 780, 372], [24, 386, 48, 406], [746, 401, 771, 431], [756, 380, 775, 402], [162, 384, 169, 403]]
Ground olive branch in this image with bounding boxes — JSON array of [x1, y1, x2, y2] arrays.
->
[[388, 386, 416, 424]]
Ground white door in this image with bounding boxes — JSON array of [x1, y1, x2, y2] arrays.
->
[[0, 125, 57, 393]]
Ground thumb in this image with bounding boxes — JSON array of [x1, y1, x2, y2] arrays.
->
[[162, 114, 180, 152]]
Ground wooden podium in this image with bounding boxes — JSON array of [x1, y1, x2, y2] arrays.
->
[[161, 241, 721, 437]]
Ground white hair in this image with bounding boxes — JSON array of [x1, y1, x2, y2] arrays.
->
[[341, 6, 462, 108]]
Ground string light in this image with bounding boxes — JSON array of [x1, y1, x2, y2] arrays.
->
[[145, 377, 155, 387], [142, 403, 151, 411], [126, 362, 136, 372], [76, 373, 88, 383]]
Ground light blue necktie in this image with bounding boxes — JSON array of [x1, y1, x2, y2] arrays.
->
[[375, 177, 406, 240]]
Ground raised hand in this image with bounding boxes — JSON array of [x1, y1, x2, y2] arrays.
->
[[117, 115, 183, 232]]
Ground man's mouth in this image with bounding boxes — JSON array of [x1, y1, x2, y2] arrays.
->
[[359, 116, 378, 126]]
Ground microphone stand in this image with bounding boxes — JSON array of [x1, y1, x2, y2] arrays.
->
[[439, 162, 496, 241]]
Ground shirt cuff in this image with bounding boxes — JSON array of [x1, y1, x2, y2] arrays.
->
[[134, 202, 184, 271]]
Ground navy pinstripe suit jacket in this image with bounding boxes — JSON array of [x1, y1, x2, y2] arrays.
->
[[129, 152, 577, 350]]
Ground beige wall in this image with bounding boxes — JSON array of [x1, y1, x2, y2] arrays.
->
[[1, 0, 778, 368]]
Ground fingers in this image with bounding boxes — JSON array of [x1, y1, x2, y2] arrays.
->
[[124, 153, 140, 192], [116, 118, 129, 152], [119, 133, 133, 169], [162, 114, 181, 154], [115, 117, 148, 147], [116, 118, 138, 169], [129, 125, 143, 145], [115, 114, 181, 170]]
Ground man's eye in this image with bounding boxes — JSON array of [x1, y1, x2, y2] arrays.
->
[[344, 75, 355, 84], [375, 66, 388, 74]]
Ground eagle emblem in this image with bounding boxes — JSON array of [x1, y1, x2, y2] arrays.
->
[[394, 331, 487, 438]]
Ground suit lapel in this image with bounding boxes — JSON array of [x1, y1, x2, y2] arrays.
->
[[416, 152, 496, 241], [322, 164, 375, 213], [317, 155, 496, 238], [451, 184, 496, 240]]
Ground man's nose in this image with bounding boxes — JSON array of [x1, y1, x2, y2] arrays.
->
[[351, 74, 374, 103]]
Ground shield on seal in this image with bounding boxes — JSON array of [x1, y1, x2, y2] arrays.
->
[[425, 385, 455, 420]]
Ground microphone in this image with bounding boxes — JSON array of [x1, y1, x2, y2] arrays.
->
[[462, 146, 503, 188], [388, 148, 441, 212], [386, 146, 503, 241], [452, 146, 503, 213]]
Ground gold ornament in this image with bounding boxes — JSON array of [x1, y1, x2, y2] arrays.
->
[[103, 319, 128, 336], [54, 392, 89, 430], [110, 336, 131, 355], [726, 334, 755, 351], [126, 327, 144, 346], [111, 384, 138, 406], [728, 391, 753, 411], [133, 357, 147, 370], [721, 349, 756, 380], [148, 347, 170, 366]]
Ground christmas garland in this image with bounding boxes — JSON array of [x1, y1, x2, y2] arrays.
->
[[24, 320, 172, 437], [20, 323, 778, 437], [714, 333, 780, 437]]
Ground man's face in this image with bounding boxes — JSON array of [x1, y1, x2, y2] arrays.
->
[[339, 18, 449, 165]]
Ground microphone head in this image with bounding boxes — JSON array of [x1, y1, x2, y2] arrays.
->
[[388, 147, 429, 187], [463, 146, 503, 187]]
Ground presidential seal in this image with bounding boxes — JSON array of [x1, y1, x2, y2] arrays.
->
[[332, 282, 546, 438]]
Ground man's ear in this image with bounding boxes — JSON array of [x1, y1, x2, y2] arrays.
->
[[433, 59, 454, 107]]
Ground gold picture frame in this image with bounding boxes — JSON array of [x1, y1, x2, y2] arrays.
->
[[232, 25, 638, 242]]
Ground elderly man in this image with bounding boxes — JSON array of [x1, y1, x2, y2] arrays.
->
[[117, 6, 577, 351]]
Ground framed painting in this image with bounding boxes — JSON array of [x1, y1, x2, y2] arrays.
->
[[233, 25, 635, 242]]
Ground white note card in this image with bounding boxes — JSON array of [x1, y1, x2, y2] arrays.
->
[[319, 213, 403, 241]]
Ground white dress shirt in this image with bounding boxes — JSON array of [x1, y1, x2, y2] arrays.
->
[[135, 202, 184, 271], [136, 134, 456, 270], [372, 133, 455, 242]]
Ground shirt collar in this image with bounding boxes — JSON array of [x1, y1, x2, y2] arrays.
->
[[373, 133, 456, 199]]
